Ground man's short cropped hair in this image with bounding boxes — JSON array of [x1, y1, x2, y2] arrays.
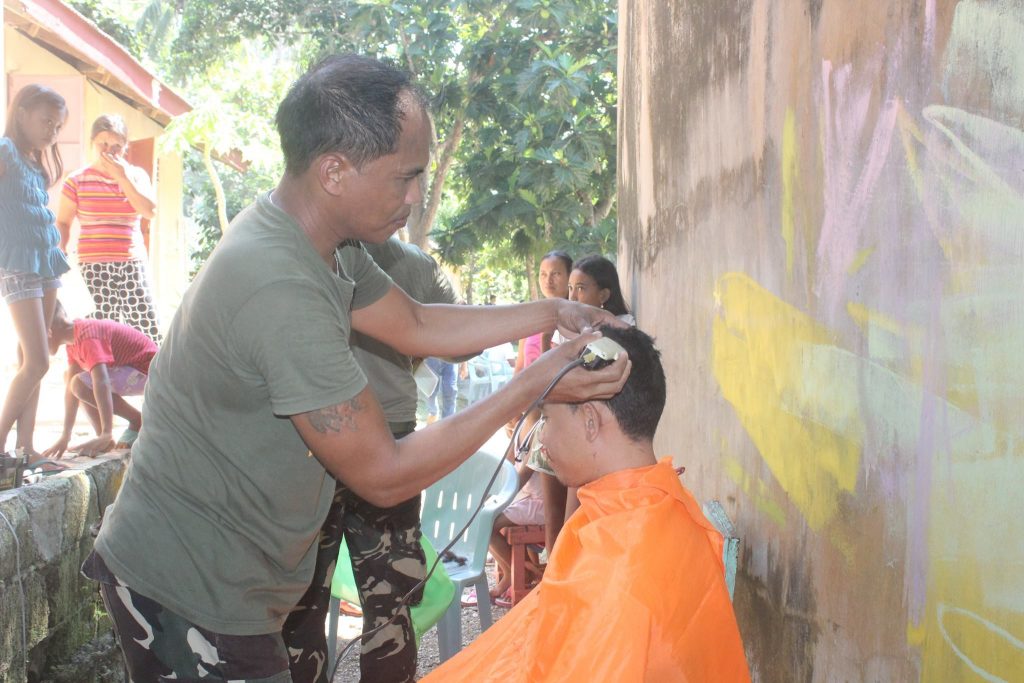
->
[[275, 54, 427, 175], [596, 325, 666, 442]]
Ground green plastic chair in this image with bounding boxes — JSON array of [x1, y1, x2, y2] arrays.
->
[[326, 534, 455, 666]]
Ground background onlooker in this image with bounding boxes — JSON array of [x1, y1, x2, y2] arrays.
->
[[512, 250, 572, 374], [425, 357, 457, 421], [57, 114, 161, 342], [509, 249, 573, 562], [43, 301, 157, 458], [0, 84, 69, 461], [567, 254, 634, 324]]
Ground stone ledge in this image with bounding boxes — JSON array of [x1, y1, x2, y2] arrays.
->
[[0, 454, 127, 683]]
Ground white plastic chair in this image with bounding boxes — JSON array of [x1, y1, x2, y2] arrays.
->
[[483, 344, 516, 393], [421, 447, 518, 661], [461, 356, 494, 404]]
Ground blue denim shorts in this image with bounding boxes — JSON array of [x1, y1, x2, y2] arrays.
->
[[0, 269, 61, 305]]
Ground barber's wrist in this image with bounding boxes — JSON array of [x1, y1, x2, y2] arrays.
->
[[546, 298, 565, 332], [515, 356, 554, 402]]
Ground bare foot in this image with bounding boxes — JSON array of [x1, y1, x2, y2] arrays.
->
[[490, 577, 510, 599], [18, 448, 46, 466]]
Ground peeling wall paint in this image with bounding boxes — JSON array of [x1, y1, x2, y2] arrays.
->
[[618, 1, 1024, 680]]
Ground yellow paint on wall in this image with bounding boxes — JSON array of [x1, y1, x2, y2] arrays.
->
[[846, 247, 875, 275], [723, 455, 787, 528], [724, 457, 747, 486], [920, 566, 1024, 681], [828, 531, 855, 564], [755, 495, 788, 529], [781, 110, 798, 277], [712, 272, 861, 530], [919, 451, 1024, 681], [846, 302, 908, 337]]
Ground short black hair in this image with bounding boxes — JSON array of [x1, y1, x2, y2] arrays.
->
[[275, 54, 427, 175], [597, 324, 665, 442], [574, 255, 629, 317]]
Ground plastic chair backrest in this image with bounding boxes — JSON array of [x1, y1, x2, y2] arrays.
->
[[331, 534, 455, 644], [702, 499, 739, 601], [421, 448, 518, 573], [462, 357, 494, 403]]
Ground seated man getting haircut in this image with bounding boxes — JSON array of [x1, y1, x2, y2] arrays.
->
[[424, 325, 750, 682]]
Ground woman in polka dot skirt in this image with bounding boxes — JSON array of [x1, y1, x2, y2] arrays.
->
[[56, 114, 161, 343]]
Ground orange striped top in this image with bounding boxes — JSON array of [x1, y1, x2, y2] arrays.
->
[[62, 165, 150, 263]]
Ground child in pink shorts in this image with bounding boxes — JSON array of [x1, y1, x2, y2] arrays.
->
[[43, 302, 157, 457]]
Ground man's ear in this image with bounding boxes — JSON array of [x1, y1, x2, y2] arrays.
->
[[581, 402, 602, 443], [317, 153, 356, 196]]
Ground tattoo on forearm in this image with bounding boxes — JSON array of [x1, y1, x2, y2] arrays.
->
[[306, 398, 364, 434]]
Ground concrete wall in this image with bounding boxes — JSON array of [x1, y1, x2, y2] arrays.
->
[[617, 1, 1023, 680], [0, 459, 126, 682]]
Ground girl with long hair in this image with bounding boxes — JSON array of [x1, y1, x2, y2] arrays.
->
[[568, 254, 634, 323], [0, 84, 70, 459]]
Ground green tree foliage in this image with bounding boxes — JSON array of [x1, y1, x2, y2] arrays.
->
[[157, 38, 294, 272], [182, 151, 278, 275], [168, 0, 617, 293], [159, 41, 289, 238], [69, 0, 145, 57]]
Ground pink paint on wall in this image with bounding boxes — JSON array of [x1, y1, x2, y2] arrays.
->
[[815, 59, 899, 317]]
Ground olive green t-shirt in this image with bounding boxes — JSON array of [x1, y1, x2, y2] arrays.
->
[[351, 237, 462, 422], [95, 193, 392, 635]]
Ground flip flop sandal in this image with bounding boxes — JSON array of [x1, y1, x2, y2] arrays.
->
[[27, 459, 68, 474], [22, 459, 68, 484], [116, 429, 140, 448], [461, 587, 488, 607], [338, 599, 363, 618]]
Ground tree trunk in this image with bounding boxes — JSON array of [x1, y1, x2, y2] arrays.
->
[[594, 192, 615, 222], [526, 251, 538, 301], [407, 108, 467, 249], [203, 145, 230, 239], [405, 178, 429, 247], [465, 251, 476, 305]]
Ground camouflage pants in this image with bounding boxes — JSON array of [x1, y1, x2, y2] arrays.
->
[[83, 551, 292, 682], [283, 480, 426, 683], [85, 434, 424, 682]]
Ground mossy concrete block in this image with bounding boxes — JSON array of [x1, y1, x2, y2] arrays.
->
[[19, 477, 70, 564], [42, 550, 104, 663], [0, 569, 49, 680], [0, 494, 40, 575], [79, 458, 127, 516], [47, 632, 123, 683], [0, 457, 127, 682]]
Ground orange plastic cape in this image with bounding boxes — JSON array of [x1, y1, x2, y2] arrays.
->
[[422, 458, 750, 682]]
